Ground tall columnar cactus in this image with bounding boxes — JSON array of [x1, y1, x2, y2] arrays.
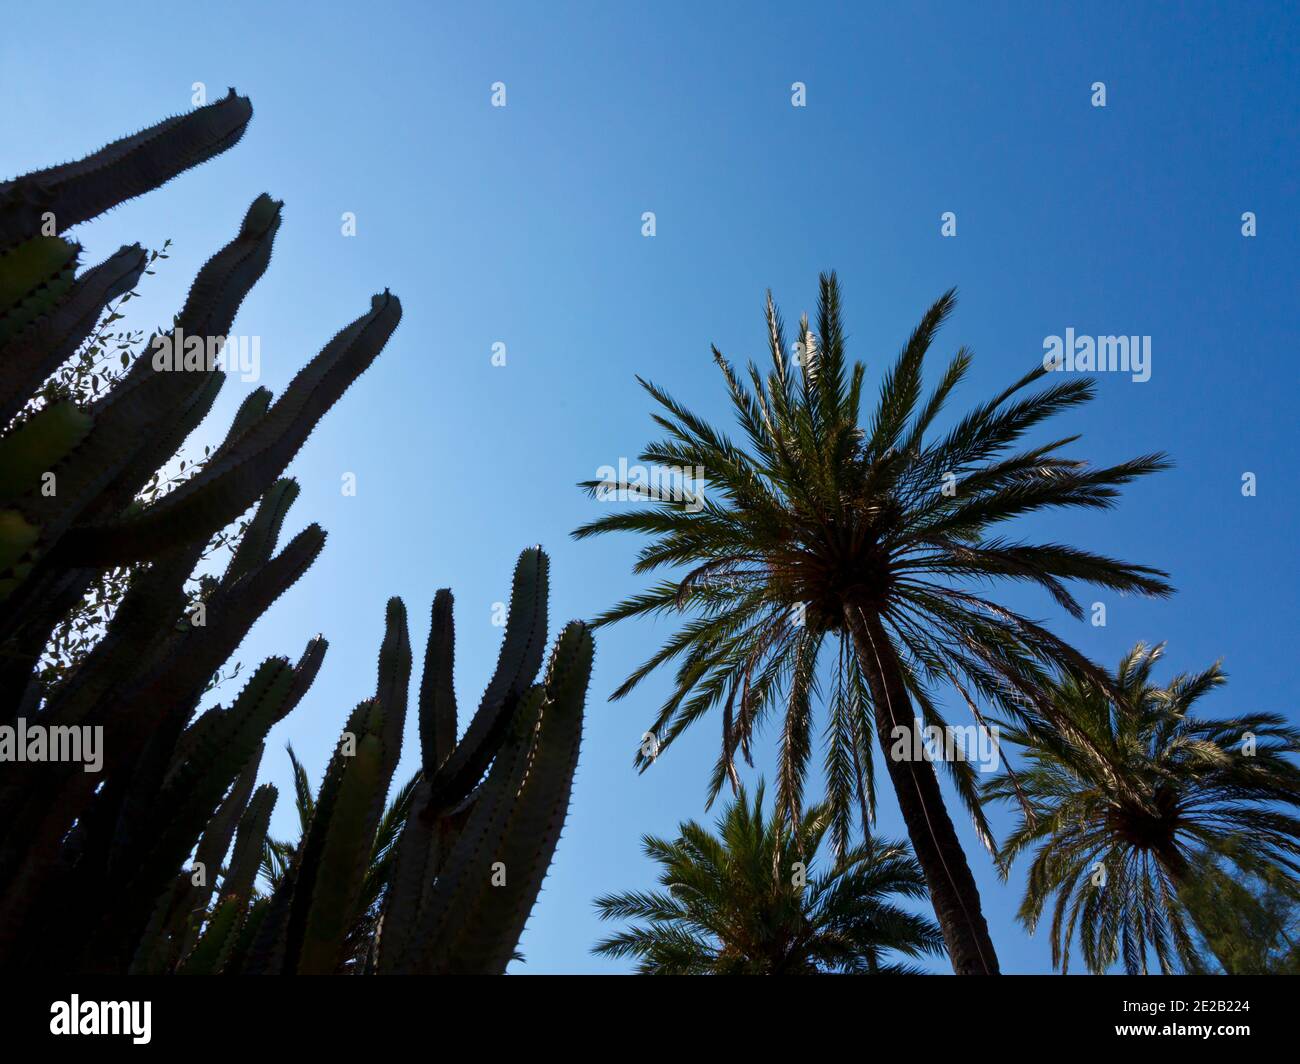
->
[[0, 92, 400, 972], [227, 547, 592, 976], [168, 780, 280, 977], [130, 752, 272, 974]]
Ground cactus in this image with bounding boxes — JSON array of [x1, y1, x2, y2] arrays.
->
[[0, 96, 584, 979], [176, 895, 246, 976], [398, 620, 591, 973], [231, 547, 592, 975], [0, 93, 400, 973], [165, 781, 279, 977], [131, 762, 276, 974], [0, 89, 253, 250]]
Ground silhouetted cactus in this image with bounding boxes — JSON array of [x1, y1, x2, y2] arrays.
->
[[0, 94, 581, 980], [132, 760, 278, 975], [230, 547, 592, 975], [0, 92, 400, 972]]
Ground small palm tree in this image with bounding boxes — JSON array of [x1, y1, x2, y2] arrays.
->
[[575, 274, 1172, 973], [261, 744, 419, 972], [593, 782, 944, 973], [986, 642, 1300, 974]]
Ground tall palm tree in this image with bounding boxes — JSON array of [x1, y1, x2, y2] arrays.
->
[[593, 782, 944, 973], [986, 642, 1300, 973], [575, 275, 1172, 973]]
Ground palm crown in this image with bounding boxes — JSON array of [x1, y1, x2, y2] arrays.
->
[[986, 642, 1300, 974], [575, 274, 1172, 973], [593, 782, 944, 974]]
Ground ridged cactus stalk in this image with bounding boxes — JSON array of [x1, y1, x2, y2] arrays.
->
[[0, 92, 400, 972], [230, 547, 593, 975]]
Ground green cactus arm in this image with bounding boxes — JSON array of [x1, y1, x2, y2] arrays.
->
[[374, 775, 438, 973], [237, 857, 298, 975], [164, 703, 226, 788], [295, 727, 386, 974], [374, 597, 411, 783], [176, 895, 246, 976], [76, 659, 291, 970], [0, 535, 205, 807], [128, 664, 291, 887], [86, 373, 227, 548], [0, 89, 252, 250], [61, 291, 401, 567], [0, 401, 92, 502], [96, 369, 226, 517], [402, 684, 546, 972], [0, 509, 38, 576], [285, 599, 411, 974], [419, 588, 457, 773], [74, 524, 322, 781], [221, 896, 270, 975], [424, 547, 549, 812], [47, 194, 277, 505], [10, 396, 286, 713], [0, 271, 79, 352], [133, 750, 263, 972], [192, 749, 264, 898], [0, 569, 91, 709], [0, 244, 146, 425], [108, 525, 325, 753], [165, 632, 316, 797], [9, 393, 274, 693], [0, 193, 274, 608], [168, 192, 280, 340], [0, 374, 275, 721], [222, 477, 299, 585], [164, 644, 314, 817], [223, 385, 272, 445], [51, 545, 200, 723], [85, 663, 289, 964], [127, 885, 185, 975], [279, 635, 327, 725], [0, 197, 283, 610], [0, 523, 323, 913], [101, 715, 196, 885], [1, 374, 254, 657], [0, 542, 201, 841], [427, 622, 592, 974], [282, 697, 391, 974], [275, 699, 369, 972], [223, 783, 277, 902], [71, 195, 283, 526], [0, 235, 79, 311], [0, 237, 81, 353], [374, 774, 479, 973]]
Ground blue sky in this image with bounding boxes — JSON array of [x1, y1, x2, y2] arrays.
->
[[5, 1, 1297, 972]]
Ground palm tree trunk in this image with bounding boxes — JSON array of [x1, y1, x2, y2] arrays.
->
[[844, 606, 1000, 975]]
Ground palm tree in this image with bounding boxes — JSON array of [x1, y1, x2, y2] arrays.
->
[[261, 744, 419, 972], [593, 782, 944, 973], [986, 642, 1300, 973], [574, 274, 1172, 973]]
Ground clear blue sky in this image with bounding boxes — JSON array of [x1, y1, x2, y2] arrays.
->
[[5, 1, 1297, 973]]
